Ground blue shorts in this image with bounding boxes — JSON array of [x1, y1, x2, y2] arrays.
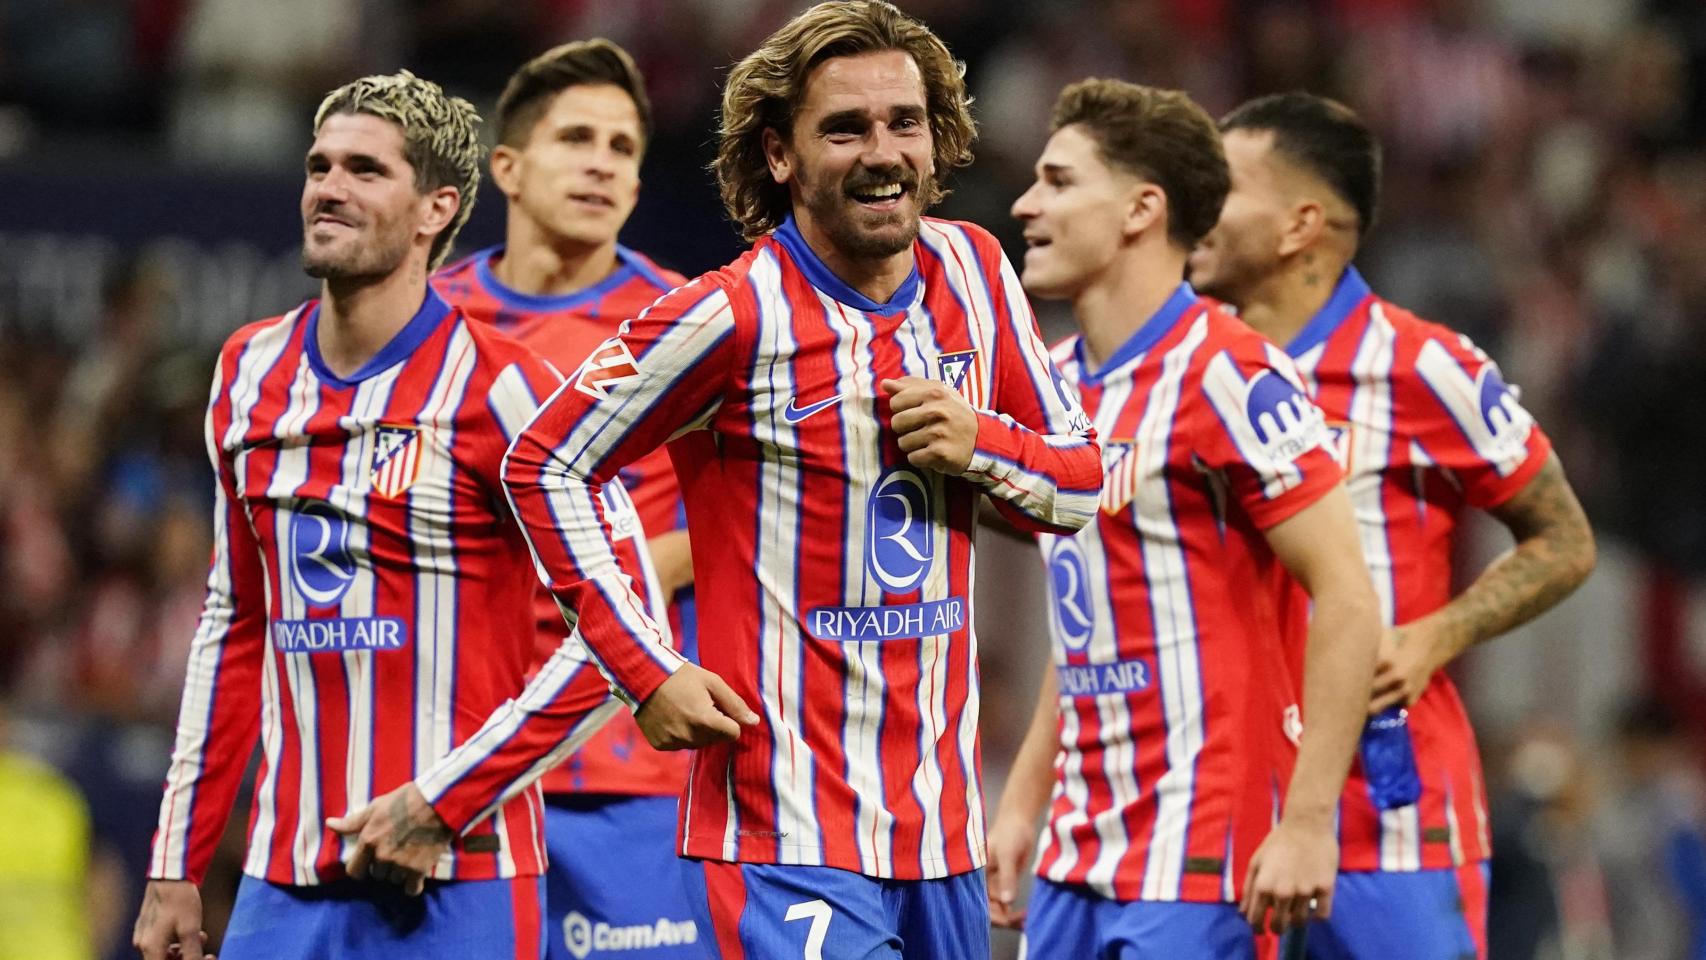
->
[[220, 873, 546, 960], [1021, 879, 1255, 960], [544, 794, 707, 959], [683, 860, 989, 960], [1303, 864, 1489, 960]]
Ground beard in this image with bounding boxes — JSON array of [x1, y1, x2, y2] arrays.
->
[[301, 212, 414, 282], [802, 164, 929, 260], [1189, 233, 1277, 307]]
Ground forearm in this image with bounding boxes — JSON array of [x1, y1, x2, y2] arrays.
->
[[1284, 584, 1380, 824], [963, 411, 1102, 534], [994, 667, 1061, 827], [1416, 455, 1595, 668]]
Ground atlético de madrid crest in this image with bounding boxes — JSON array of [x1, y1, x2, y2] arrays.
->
[[937, 349, 983, 404], [370, 424, 423, 499]]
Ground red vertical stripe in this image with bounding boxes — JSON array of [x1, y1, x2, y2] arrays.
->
[[701, 862, 750, 960]]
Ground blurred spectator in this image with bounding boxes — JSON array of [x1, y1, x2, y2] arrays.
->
[[1599, 699, 1706, 960]]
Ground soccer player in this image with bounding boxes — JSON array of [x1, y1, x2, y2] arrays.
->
[[334, 2, 1103, 957], [1187, 92, 1596, 960], [130, 72, 622, 960], [985, 79, 1381, 956], [432, 39, 704, 960]]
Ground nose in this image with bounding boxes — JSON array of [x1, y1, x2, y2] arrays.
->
[[1011, 182, 1040, 222], [862, 124, 905, 170], [307, 168, 351, 207]]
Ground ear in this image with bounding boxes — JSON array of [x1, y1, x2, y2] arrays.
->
[[1123, 183, 1166, 241], [1278, 200, 1327, 258], [419, 186, 461, 242], [489, 144, 522, 200], [762, 127, 792, 185]]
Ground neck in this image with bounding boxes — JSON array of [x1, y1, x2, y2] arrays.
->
[[794, 212, 914, 305], [1073, 240, 1188, 371], [495, 213, 621, 296], [316, 257, 429, 379], [1235, 250, 1348, 349]]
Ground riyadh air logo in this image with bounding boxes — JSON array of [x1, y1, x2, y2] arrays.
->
[[1477, 365, 1532, 456], [1048, 539, 1094, 651], [288, 502, 355, 608], [1052, 368, 1093, 433], [369, 424, 422, 499], [574, 337, 642, 400], [563, 911, 699, 959], [1243, 369, 1326, 464], [866, 468, 934, 592]]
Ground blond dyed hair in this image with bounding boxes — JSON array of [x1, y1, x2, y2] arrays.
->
[[715, 0, 977, 241], [314, 71, 484, 269]]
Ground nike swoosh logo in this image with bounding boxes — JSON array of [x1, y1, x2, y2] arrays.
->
[[782, 393, 845, 425]]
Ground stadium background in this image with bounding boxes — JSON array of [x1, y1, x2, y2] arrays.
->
[[2, 0, 1704, 957]]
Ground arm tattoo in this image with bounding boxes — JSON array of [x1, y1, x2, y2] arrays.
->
[[387, 791, 452, 850], [1431, 454, 1595, 659]]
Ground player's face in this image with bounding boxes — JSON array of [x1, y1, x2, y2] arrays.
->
[[301, 113, 429, 281], [769, 50, 935, 261], [1187, 129, 1288, 306], [1010, 124, 1137, 301], [503, 83, 643, 249]]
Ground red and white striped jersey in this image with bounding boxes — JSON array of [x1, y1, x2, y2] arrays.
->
[[1033, 285, 1343, 903], [440, 215, 1102, 881], [435, 244, 692, 798], [1278, 267, 1551, 872], [148, 291, 617, 887]]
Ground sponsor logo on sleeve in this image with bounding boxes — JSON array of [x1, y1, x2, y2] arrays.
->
[[1243, 369, 1328, 463], [1476, 365, 1533, 455]]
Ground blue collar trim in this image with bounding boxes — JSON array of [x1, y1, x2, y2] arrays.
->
[[772, 215, 920, 314], [473, 244, 645, 312], [1286, 266, 1372, 358], [304, 287, 452, 389], [1076, 282, 1198, 385]]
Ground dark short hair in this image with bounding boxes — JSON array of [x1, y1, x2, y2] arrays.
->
[[1050, 79, 1229, 250], [496, 38, 653, 149], [1220, 92, 1382, 239]]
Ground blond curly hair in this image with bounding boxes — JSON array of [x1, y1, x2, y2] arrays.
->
[[715, 0, 977, 242], [314, 71, 484, 269]]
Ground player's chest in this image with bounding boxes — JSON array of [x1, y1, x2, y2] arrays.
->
[[727, 303, 992, 463]]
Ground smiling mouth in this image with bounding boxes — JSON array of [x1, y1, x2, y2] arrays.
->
[[570, 193, 615, 208], [849, 182, 907, 206]]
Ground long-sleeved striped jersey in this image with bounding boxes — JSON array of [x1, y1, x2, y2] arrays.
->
[[429, 216, 1102, 881], [1033, 285, 1343, 903], [1277, 267, 1551, 872], [148, 290, 617, 886], [435, 243, 691, 798]]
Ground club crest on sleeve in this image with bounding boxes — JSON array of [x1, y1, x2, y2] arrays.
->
[[1099, 440, 1142, 514], [574, 337, 642, 400], [936, 349, 983, 404], [1243, 369, 1327, 463], [370, 424, 423, 499]]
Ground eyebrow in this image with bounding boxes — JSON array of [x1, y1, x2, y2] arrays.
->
[[815, 103, 927, 132], [1038, 161, 1072, 176]]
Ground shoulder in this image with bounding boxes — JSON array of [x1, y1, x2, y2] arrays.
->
[[213, 305, 307, 383], [917, 217, 1008, 267], [455, 307, 554, 379], [1196, 298, 1288, 365], [617, 246, 690, 295]]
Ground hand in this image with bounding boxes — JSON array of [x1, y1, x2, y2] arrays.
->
[[985, 811, 1040, 929], [1240, 817, 1337, 934], [133, 879, 211, 960], [1369, 624, 1440, 715], [327, 782, 452, 896], [881, 377, 978, 475], [634, 664, 760, 750]]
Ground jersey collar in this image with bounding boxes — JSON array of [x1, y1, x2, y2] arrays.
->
[[1286, 266, 1373, 358], [772, 214, 921, 315], [1075, 282, 1198, 386], [304, 287, 452, 389], [473, 244, 644, 313]]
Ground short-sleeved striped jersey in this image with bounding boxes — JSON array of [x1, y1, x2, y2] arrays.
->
[[435, 244, 691, 798], [1033, 285, 1343, 904], [148, 290, 617, 886], [441, 216, 1103, 881], [1277, 268, 1551, 872]]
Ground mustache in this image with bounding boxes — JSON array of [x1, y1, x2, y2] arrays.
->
[[307, 201, 356, 224], [843, 166, 919, 195]]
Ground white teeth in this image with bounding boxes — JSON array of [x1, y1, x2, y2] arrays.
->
[[867, 183, 902, 198]]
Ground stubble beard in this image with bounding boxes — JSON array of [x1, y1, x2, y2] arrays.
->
[[302, 222, 413, 282], [805, 173, 928, 261]]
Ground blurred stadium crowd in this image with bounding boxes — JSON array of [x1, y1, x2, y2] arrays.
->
[[3, 0, 1706, 958]]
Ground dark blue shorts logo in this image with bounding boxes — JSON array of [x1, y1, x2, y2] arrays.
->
[[1048, 539, 1094, 651], [867, 468, 934, 592], [289, 502, 355, 609]]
